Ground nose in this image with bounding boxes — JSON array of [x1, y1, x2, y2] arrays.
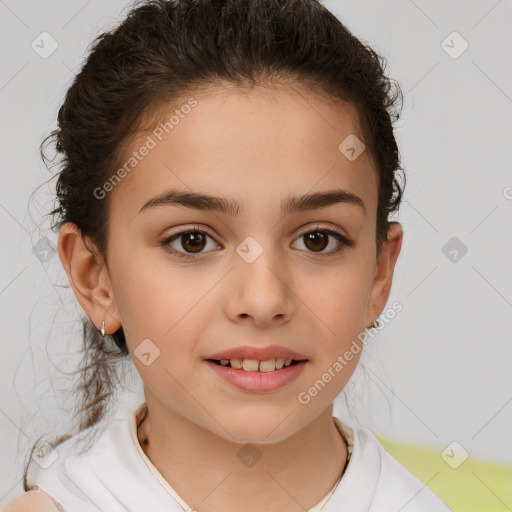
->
[[224, 239, 293, 327]]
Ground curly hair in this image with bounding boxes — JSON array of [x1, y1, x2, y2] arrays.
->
[[24, 0, 405, 489]]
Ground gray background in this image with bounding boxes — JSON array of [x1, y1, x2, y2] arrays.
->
[[1, 0, 511, 504]]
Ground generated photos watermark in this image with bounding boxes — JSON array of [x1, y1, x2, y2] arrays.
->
[[93, 97, 198, 200], [297, 301, 403, 405]]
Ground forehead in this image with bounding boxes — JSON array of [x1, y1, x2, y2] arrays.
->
[[108, 83, 378, 224]]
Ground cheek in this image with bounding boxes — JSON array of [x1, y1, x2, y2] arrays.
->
[[305, 263, 372, 335], [110, 249, 215, 353], [297, 263, 372, 399]]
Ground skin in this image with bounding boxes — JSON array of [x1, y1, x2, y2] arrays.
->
[[2, 491, 60, 511], [57, 83, 402, 512]]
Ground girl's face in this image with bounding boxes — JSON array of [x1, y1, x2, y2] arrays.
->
[[68, 84, 402, 443]]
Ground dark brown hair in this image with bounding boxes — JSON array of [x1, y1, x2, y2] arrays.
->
[[24, 0, 405, 489]]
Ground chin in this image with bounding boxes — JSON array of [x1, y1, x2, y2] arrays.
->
[[206, 409, 305, 445]]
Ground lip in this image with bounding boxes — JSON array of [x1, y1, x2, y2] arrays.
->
[[205, 360, 307, 392], [206, 344, 308, 361]]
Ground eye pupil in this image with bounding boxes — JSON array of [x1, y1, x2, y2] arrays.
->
[[304, 232, 328, 252], [182, 232, 206, 253]]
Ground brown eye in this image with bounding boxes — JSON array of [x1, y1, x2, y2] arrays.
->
[[292, 227, 354, 257], [303, 231, 329, 252], [160, 228, 219, 259], [180, 231, 207, 253]]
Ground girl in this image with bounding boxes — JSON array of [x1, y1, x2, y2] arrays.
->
[[6, 0, 452, 510]]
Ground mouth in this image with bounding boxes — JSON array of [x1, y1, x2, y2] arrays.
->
[[205, 357, 308, 392], [206, 357, 306, 373]]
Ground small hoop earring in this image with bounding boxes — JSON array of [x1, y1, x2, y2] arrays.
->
[[100, 320, 106, 337], [370, 319, 380, 329]]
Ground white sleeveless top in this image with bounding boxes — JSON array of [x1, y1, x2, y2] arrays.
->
[[26, 402, 452, 511]]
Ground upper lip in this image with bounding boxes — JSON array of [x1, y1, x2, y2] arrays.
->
[[206, 344, 308, 361]]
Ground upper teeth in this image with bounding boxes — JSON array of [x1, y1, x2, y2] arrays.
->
[[218, 358, 294, 372]]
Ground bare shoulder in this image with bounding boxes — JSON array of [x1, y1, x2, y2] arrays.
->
[[1, 491, 61, 512]]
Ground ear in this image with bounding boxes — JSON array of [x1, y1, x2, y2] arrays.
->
[[365, 222, 403, 327], [57, 222, 121, 335]]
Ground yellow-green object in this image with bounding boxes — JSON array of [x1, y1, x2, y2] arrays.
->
[[375, 433, 512, 512]]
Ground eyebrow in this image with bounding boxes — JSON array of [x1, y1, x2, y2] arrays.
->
[[138, 188, 366, 216]]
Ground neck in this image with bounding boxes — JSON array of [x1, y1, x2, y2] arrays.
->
[[136, 392, 348, 512]]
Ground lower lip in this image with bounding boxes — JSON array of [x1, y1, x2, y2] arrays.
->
[[205, 360, 307, 392]]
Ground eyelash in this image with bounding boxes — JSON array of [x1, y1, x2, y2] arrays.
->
[[159, 225, 354, 261]]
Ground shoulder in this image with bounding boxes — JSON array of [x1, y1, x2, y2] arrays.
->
[[1, 491, 61, 512], [341, 423, 453, 511], [25, 406, 179, 512]]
